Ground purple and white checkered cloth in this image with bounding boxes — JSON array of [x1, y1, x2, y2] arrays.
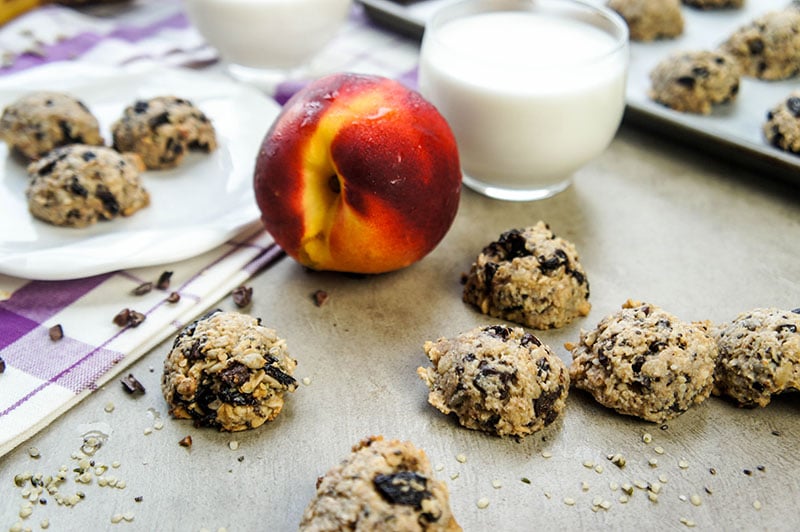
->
[[0, 0, 421, 456]]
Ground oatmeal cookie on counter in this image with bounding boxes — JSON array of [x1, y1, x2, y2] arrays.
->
[[568, 300, 718, 423], [299, 436, 461, 531], [162, 310, 298, 431], [0, 91, 103, 160], [418, 325, 569, 438], [462, 222, 590, 330], [719, 8, 800, 80], [763, 91, 800, 154], [713, 308, 800, 407], [648, 50, 741, 114], [26, 144, 149, 228], [112, 95, 217, 170], [607, 0, 684, 42]]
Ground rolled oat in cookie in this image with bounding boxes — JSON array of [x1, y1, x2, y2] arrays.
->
[[299, 435, 461, 531], [648, 50, 741, 114], [112, 95, 217, 170], [607, 0, 684, 42], [719, 8, 800, 80], [26, 144, 149, 228], [569, 300, 718, 423], [462, 222, 590, 330], [713, 307, 800, 407], [418, 324, 569, 438], [161, 310, 298, 431], [763, 90, 800, 154], [0, 91, 104, 160]]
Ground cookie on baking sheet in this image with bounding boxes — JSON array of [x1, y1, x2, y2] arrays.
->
[[112, 95, 217, 170], [418, 324, 569, 438], [462, 222, 591, 330], [0, 91, 104, 161], [648, 50, 741, 114], [682, 0, 743, 9], [763, 91, 800, 154], [161, 310, 298, 432], [607, 0, 684, 42], [299, 436, 461, 532], [720, 8, 800, 80], [568, 300, 718, 423], [25, 144, 148, 228], [713, 308, 800, 407]]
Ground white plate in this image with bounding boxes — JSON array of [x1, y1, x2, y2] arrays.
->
[[0, 62, 280, 280]]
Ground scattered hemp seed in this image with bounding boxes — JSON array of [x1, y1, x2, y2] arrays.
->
[[229, 440, 239, 451], [104, 402, 115, 413], [563, 497, 576, 506], [450, 472, 459, 480], [642, 433, 653, 444], [619, 495, 629, 504], [143, 428, 152, 436], [654, 446, 665, 455], [581, 481, 590, 492], [456, 453, 467, 464], [28, 447, 40, 458], [709, 468, 717, 475], [156, 271, 173, 290], [609, 454, 626, 468], [594, 465, 604, 474], [179, 435, 192, 448], [132, 282, 153, 296], [121, 374, 145, 395], [491, 480, 502, 489], [680, 517, 696, 528], [166, 292, 181, 303], [301, 377, 312, 386], [435, 464, 444, 472], [231, 285, 253, 308], [49, 324, 64, 341], [659, 474, 668, 484], [649, 458, 659, 468], [312, 289, 329, 307], [753, 500, 762, 510], [111, 513, 124, 524], [541, 451, 553, 459], [476, 497, 490, 509], [582, 460, 595, 469], [678, 459, 690, 469]]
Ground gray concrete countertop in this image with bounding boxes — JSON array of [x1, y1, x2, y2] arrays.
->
[[2, 124, 799, 531]]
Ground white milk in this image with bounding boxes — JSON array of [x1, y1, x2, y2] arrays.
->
[[418, 9, 628, 198], [185, 0, 351, 70]]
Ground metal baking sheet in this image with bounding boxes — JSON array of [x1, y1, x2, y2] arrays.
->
[[359, 0, 800, 183]]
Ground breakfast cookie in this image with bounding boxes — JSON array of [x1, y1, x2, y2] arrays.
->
[[720, 8, 800, 80], [299, 435, 461, 531], [418, 325, 569, 438], [713, 308, 800, 407], [682, 0, 744, 9], [162, 310, 298, 432], [111, 95, 217, 170], [26, 144, 149, 228], [607, 0, 684, 42], [462, 222, 590, 330], [763, 91, 800, 154], [0, 91, 103, 160], [568, 300, 718, 423], [648, 50, 741, 114]]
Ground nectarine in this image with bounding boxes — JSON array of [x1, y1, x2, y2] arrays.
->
[[254, 73, 462, 274]]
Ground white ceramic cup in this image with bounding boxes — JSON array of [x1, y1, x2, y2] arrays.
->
[[418, 0, 629, 201], [185, 0, 352, 87]]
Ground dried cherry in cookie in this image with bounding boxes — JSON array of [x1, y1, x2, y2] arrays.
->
[[299, 436, 460, 531], [161, 310, 298, 431], [418, 325, 569, 438], [569, 300, 718, 423]]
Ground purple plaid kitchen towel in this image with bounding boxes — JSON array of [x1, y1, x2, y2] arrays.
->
[[0, 0, 422, 456]]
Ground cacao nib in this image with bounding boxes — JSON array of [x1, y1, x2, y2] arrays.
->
[[312, 289, 329, 307], [121, 373, 146, 394], [156, 271, 173, 290], [264, 364, 297, 388], [178, 435, 192, 447], [373, 471, 431, 509], [49, 324, 64, 341], [231, 286, 252, 308], [166, 292, 181, 303], [132, 282, 153, 296], [113, 308, 131, 326]]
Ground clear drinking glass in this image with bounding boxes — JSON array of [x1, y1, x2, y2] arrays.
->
[[418, 0, 629, 201], [185, 0, 352, 89]]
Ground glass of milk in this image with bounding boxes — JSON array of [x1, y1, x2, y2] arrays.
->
[[184, 0, 351, 89], [418, 0, 629, 201]]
